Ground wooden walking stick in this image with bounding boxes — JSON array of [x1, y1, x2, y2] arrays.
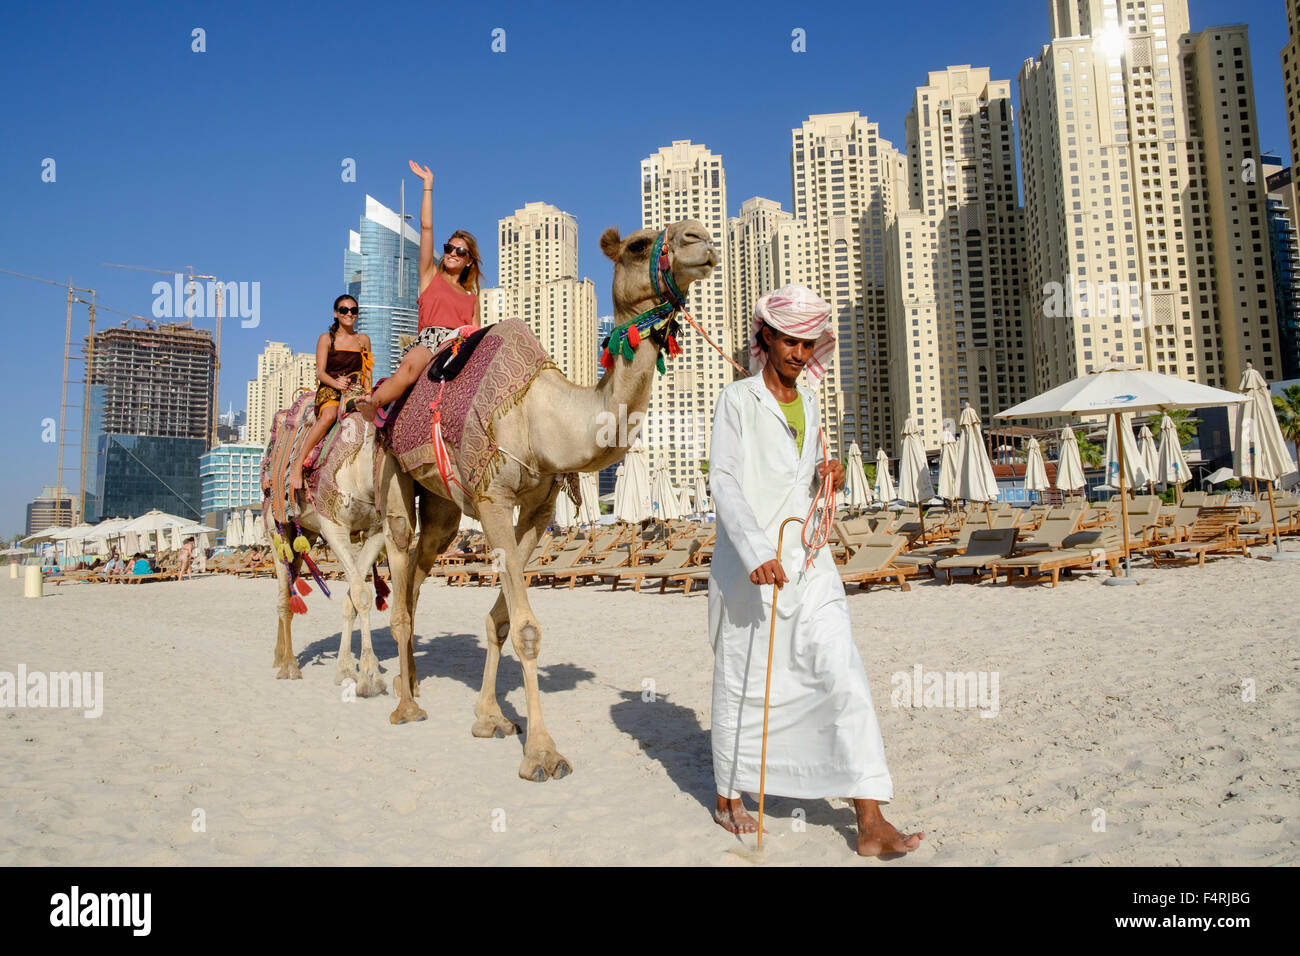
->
[[757, 515, 805, 851]]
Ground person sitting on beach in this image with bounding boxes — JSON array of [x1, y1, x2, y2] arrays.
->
[[103, 551, 127, 577], [288, 294, 373, 490], [130, 553, 152, 575], [355, 161, 480, 423]]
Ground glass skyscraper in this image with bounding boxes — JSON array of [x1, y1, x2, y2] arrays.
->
[[200, 442, 265, 519], [95, 434, 207, 521], [346, 194, 421, 378]]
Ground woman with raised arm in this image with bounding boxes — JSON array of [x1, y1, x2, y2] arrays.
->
[[355, 161, 481, 423], [288, 294, 373, 490]]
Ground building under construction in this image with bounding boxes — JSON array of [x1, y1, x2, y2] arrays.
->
[[86, 323, 215, 522], [88, 323, 216, 439]]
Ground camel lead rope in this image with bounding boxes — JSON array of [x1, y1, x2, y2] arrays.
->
[[758, 515, 805, 851]]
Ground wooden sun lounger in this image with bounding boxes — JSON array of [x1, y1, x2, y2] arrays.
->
[[838, 533, 915, 592], [934, 528, 1019, 584], [991, 527, 1125, 586], [600, 537, 701, 593], [1140, 507, 1250, 567]]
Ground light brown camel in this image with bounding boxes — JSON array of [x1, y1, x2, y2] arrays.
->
[[378, 218, 718, 781], [265, 394, 389, 698]]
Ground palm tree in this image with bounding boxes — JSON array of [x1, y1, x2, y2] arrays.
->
[[1274, 385, 1300, 467], [1165, 408, 1198, 447], [1076, 433, 1103, 469]]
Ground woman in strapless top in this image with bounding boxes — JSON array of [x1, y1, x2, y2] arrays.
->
[[356, 160, 481, 423]]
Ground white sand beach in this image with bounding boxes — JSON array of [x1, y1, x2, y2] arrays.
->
[[1, 556, 1297, 866]]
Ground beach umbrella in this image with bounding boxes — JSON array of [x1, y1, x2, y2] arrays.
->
[[997, 361, 1246, 578], [171, 523, 184, 551], [844, 442, 872, 512], [120, 510, 189, 535], [122, 531, 141, 555], [553, 488, 577, 529], [1024, 438, 1050, 499], [1138, 425, 1159, 492], [874, 448, 896, 503], [225, 516, 242, 547], [937, 429, 959, 502], [677, 485, 693, 515], [651, 467, 683, 522], [578, 471, 601, 526], [1104, 412, 1149, 491], [1155, 413, 1191, 501], [897, 418, 935, 539], [1235, 362, 1298, 553], [1054, 427, 1087, 493], [181, 524, 217, 551], [1204, 466, 1237, 486], [955, 404, 999, 522], [693, 474, 711, 515], [242, 509, 264, 547], [614, 443, 652, 523], [154, 528, 168, 554]]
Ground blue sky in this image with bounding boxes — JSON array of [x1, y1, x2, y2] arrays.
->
[[1, 0, 1289, 535]]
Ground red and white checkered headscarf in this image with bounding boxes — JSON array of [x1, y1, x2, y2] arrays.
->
[[749, 284, 835, 387]]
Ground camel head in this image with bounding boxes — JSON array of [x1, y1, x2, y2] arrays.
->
[[600, 219, 717, 320]]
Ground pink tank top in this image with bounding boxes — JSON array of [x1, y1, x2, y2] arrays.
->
[[418, 274, 477, 330]]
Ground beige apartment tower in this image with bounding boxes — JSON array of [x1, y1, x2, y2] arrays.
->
[[640, 140, 730, 487], [790, 113, 908, 457], [246, 341, 316, 447], [492, 202, 598, 387], [1284, 0, 1300, 216], [726, 197, 798, 371], [888, 66, 1031, 452], [1019, 0, 1277, 406]]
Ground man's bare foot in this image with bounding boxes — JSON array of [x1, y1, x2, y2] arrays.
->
[[714, 795, 765, 835], [854, 799, 924, 857], [289, 466, 305, 490]]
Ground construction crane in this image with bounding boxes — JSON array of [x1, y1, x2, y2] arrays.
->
[[104, 262, 224, 446]]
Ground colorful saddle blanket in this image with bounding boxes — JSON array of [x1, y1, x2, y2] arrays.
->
[[262, 393, 369, 524], [383, 318, 558, 501]]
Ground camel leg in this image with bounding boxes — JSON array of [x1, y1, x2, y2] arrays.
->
[[473, 491, 552, 740], [274, 552, 305, 680], [477, 494, 572, 782], [381, 457, 426, 724], [315, 518, 389, 698]]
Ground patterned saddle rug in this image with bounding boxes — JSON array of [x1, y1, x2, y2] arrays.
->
[[382, 319, 558, 502], [262, 393, 370, 525]]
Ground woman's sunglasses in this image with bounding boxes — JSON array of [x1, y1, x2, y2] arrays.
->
[[336, 306, 360, 315], [443, 243, 471, 259]]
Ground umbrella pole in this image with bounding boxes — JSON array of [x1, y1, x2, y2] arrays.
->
[[1267, 481, 1280, 552], [1116, 412, 1130, 576], [758, 515, 803, 853]]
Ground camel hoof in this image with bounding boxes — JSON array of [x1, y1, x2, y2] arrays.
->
[[518, 751, 572, 782], [389, 700, 427, 724], [335, 658, 358, 685], [548, 756, 573, 780], [472, 716, 521, 738], [276, 660, 302, 680], [355, 672, 387, 699]]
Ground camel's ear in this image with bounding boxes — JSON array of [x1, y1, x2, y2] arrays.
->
[[600, 227, 623, 261]]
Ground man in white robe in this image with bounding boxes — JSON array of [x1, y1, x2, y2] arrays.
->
[[708, 285, 923, 856]]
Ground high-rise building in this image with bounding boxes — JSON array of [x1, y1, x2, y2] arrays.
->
[[1283, 0, 1300, 216], [640, 140, 730, 486], [886, 66, 1031, 451], [790, 114, 909, 456], [726, 197, 796, 370], [1019, 1, 1278, 406], [200, 442, 266, 521], [25, 486, 73, 536], [245, 342, 316, 447], [491, 202, 599, 386], [1264, 156, 1300, 379], [346, 194, 420, 379], [85, 323, 216, 521]]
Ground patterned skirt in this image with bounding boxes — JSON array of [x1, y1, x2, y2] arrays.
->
[[405, 325, 458, 357]]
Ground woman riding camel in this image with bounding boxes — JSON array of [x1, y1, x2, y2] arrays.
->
[[355, 160, 481, 423], [288, 294, 373, 490]]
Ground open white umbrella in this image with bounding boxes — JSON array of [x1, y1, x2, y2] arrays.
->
[[937, 429, 959, 502], [180, 524, 217, 551], [844, 442, 872, 512], [1155, 413, 1191, 500], [998, 361, 1246, 578], [897, 419, 935, 538], [1104, 413, 1149, 491], [874, 448, 896, 503], [1137, 425, 1159, 492], [579, 471, 601, 526], [651, 467, 683, 521], [1235, 361, 1298, 554], [120, 510, 189, 535], [1054, 427, 1086, 493], [955, 404, 999, 521], [1024, 438, 1050, 499], [615, 443, 653, 523], [1204, 466, 1236, 486], [693, 474, 711, 515]]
